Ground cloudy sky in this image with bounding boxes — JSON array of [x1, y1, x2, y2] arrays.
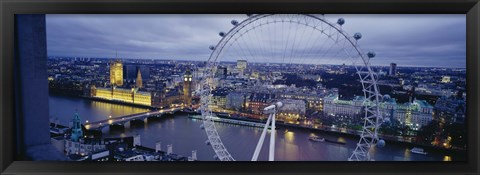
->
[[46, 14, 466, 68]]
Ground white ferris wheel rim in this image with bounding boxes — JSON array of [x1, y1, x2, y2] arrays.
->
[[200, 14, 383, 161]]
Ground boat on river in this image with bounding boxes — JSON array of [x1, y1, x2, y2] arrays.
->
[[410, 147, 428, 155], [309, 136, 325, 142], [325, 138, 347, 145]]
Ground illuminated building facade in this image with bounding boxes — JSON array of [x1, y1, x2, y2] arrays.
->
[[236, 60, 247, 76], [208, 88, 233, 111], [323, 94, 433, 130], [323, 95, 364, 117], [110, 60, 123, 86], [441, 76, 451, 83], [277, 99, 306, 122], [279, 92, 324, 111], [210, 95, 227, 110], [92, 87, 152, 106], [237, 60, 247, 70], [246, 93, 275, 115], [396, 100, 434, 130]]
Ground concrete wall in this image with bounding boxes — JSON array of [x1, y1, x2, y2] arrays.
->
[[15, 14, 66, 160]]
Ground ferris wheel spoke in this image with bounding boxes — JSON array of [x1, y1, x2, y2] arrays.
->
[[306, 25, 338, 65], [314, 35, 338, 65], [204, 14, 382, 161], [238, 28, 259, 62], [268, 18, 277, 64], [297, 19, 321, 65], [249, 21, 262, 61], [256, 21, 271, 60], [289, 19, 306, 64], [252, 20, 269, 62], [287, 14, 299, 65], [302, 29, 329, 65], [323, 37, 350, 65], [234, 36, 252, 61], [281, 15, 292, 64], [292, 22, 309, 64], [245, 26, 262, 62]]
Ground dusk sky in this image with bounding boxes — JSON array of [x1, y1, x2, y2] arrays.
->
[[46, 14, 466, 68]]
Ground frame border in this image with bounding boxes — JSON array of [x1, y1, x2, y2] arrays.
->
[[1, 0, 479, 174]]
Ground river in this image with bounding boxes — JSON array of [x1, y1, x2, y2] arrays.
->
[[49, 94, 464, 161]]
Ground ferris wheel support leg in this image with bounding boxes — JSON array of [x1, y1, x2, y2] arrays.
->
[[252, 114, 273, 161], [269, 111, 276, 161]]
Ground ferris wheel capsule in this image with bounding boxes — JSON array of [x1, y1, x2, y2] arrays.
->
[[353, 32, 362, 40], [231, 20, 239, 26], [209, 46, 215, 50], [383, 94, 391, 101], [383, 117, 391, 123], [246, 14, 254, 17], [377, 139, 386, 148], [337, 18, 345, 26], [367, 51, 376, 58], [219, 32, 226, 37]]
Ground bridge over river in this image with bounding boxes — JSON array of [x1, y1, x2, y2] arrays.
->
[[84, 107, 185, 130]]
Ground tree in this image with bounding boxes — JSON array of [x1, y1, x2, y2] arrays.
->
[[444, 123, 466, 148], [416, 120, 440, 145]]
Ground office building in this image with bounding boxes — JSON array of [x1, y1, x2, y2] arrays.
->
[[389, 63, 397, 76]]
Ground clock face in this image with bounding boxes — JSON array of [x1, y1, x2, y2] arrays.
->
[[188, 77, 192, 81], [184, 77, 188, 81]]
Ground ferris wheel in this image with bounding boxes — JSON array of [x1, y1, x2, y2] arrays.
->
[[199, 14, 383, 161]]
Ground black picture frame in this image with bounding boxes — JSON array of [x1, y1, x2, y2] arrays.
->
[[1, 0, 479, 174]]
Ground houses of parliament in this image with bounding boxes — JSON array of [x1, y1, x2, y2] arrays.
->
[[89, 59, 193, 108]]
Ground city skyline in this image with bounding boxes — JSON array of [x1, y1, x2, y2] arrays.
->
[[13, 14, 468, 162], [48, 56, 468, 70], [46, 14, 466, 68], [46, 56, 467, 161]]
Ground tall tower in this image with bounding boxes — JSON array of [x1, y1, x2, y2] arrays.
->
[[389, 63, 397, 76], [136, 69, 143, 88], [183, 68, 193, 106], [110, 60, 123, 86], [90, 84, 97, 97], [70, 113, 83, 142], [236, 60, 247, 76]]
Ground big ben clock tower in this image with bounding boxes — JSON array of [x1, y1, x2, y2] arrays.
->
[[183, 68, 193, 106]]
